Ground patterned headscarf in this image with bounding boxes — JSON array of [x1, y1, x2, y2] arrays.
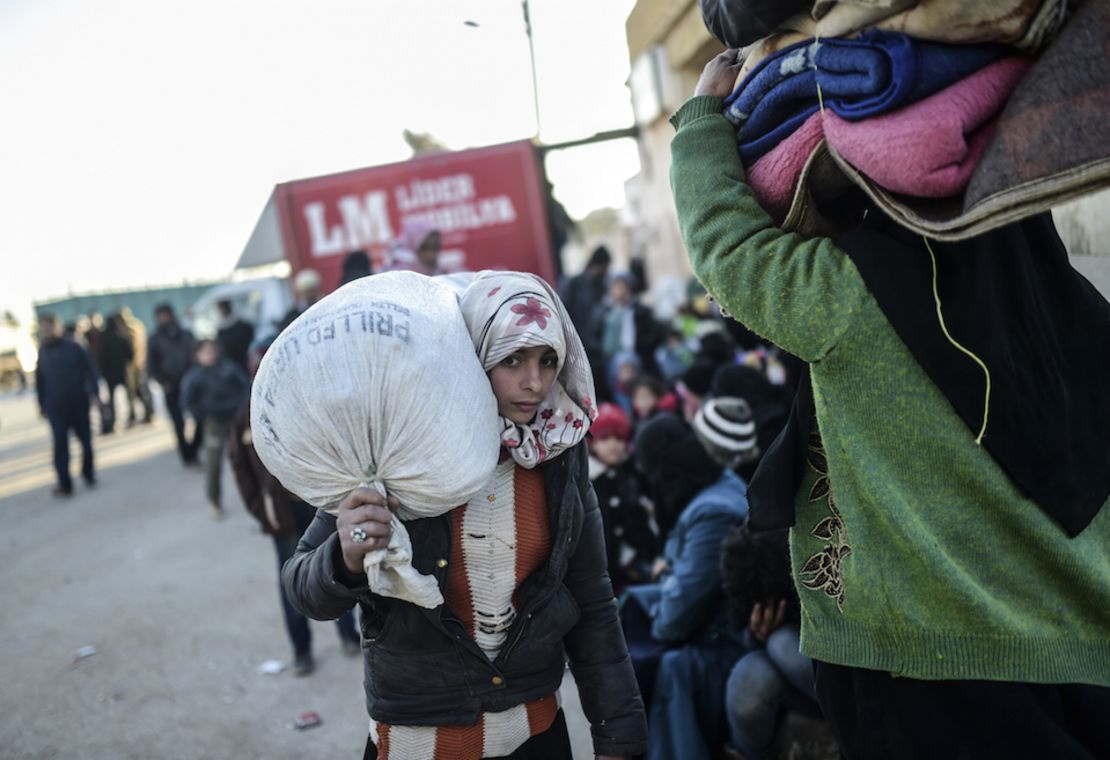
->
[[460, 271, 596, 468]]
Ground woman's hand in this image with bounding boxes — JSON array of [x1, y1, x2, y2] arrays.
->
[[335, 487, 400, 575], [694, 48, 742, 99], [749, 599, 788, 643]]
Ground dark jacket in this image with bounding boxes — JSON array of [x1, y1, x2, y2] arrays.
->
[[591, 457, 658, 593], [591, 301, 662, 377], [147, 323, 195, 391], [560, 271, 606, 340], [281, 444, 648, 757], [227, 399, 302, 536], [625, 470, 749, 646], [35, 338, 98, 414], [217, 318, 255, 372], [98, 322, 134, 386], [180, 359, 249, 421]]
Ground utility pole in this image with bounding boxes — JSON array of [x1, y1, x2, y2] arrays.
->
[[521, 0, 541, 137]]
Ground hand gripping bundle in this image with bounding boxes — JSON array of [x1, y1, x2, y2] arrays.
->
[[251, 271, 500, 608]]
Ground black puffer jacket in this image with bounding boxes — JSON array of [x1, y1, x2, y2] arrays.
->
[[282, 444, 647, 757]]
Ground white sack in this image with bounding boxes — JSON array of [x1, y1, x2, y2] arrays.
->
[[251, 271, 500, 608]]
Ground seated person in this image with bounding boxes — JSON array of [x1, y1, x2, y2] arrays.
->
[[629, 374, 678, 433], [588, 403, 659, 594], [622, 414, 753, 760], [721, 525, 822, 760]]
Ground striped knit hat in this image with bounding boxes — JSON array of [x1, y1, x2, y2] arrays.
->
[[693, 397, 760, 469]]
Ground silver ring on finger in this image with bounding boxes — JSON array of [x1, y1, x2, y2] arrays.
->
[[349, 527, 368, 543]]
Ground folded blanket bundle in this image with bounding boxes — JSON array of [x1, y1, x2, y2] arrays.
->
[[724, 30, 1008, 164], [747, 56, 1033, 221], [725, 0, 1109, 240]]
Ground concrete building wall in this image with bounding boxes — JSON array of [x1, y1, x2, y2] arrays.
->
[[624, 0, 717, 289]]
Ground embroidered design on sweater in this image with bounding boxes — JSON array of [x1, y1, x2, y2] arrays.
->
[[799, 427, 852, 613]]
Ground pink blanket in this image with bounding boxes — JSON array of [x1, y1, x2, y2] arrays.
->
[[823, 56, 1032, 198], [747, 112, 824, 221], [746, 56, 1032, 217]]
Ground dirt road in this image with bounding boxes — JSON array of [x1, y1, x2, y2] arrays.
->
[[0, 391, 593, 759]]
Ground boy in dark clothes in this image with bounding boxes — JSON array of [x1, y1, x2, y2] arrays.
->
[[181, 340, 249, 519]]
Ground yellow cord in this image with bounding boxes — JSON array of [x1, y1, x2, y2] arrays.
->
[[814, 37, 826, 113], [924, 237, 991, 445]]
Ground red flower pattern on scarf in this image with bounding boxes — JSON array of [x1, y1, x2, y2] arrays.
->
[[511, 297, 550, 329]]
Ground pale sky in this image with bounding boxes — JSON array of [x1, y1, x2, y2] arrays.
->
[[0, 0, 641, 319]]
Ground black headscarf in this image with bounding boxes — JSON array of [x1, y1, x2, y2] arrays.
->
[[699, 0, 812, 48], [634, 415, 723, 540], [747, 212, 1110, 538]]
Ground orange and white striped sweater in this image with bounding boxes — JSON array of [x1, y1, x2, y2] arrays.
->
[[372, 459, 558, 760]]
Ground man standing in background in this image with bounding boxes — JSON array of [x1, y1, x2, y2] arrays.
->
[[215, 299, 254, 373], [118, 307, 154, 425], [35, 313, 98, 497], [148, 304, 201, 466]]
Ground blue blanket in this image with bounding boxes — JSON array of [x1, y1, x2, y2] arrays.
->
[[724, 30, 1008, 165]]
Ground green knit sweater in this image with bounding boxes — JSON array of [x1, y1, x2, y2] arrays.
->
[[669, 95, 1110, 686]]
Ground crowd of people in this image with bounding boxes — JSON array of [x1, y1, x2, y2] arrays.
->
[[30, 209, 844, 758], [559, 251, 820, 759], [30, 6, 1108, 748]]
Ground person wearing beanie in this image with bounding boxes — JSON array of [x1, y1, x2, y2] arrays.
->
[[693, 397, 762, 482], [622, 414, 749, 760], [588, 403, 658, 595]]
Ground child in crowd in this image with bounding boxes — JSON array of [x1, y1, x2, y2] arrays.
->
[[653, 328, 695, 383], [181, 340, 249, 519], [588, 403, 658, 594], [608, 351, 643, 418], [629, 375, 678, 432]]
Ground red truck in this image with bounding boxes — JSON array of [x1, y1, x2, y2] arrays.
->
[[237, 140, 560, 293]]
